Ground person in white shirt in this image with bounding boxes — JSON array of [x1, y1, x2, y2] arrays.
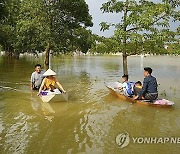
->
[[30, 64, 44, 90], [118, 75, 135, 96]]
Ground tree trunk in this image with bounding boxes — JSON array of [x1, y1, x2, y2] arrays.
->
[[13, 52, 20, 59], [44, 42, 50, 70], [123, 54, 128, 75], [122, 0, 129, 75]]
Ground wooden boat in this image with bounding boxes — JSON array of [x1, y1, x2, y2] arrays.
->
[[105, 82, 174, 108], [39, 89, 68, 103]]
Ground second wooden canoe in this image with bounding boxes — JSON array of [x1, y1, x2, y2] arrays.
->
[[105, 82, 174, 108]]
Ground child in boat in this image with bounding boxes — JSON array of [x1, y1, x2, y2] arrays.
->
[[133, 81, 142, 96], [118, 75, 135, 96], [37, 69, 66, 96]]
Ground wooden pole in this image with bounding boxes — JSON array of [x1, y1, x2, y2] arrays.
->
[[44, 42, 50, 70], [49, 50, 52, 69]]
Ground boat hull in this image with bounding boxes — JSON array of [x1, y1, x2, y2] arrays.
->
[[105, 82, 174, 108], [39, 89, 68, 103]]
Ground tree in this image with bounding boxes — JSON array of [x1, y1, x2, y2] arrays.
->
[[0, 0, 6, 50], [0, 0, 21, 55], [71, 28, 95, 53], [0, 0, 93, 62], [42, 0, 93, 66], [0, 0, 6, 20], [90, 36, 120, 54], [100, 0, 179, 75]]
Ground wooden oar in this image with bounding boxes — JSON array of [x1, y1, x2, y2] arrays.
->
[[62, 92, 69, 102]]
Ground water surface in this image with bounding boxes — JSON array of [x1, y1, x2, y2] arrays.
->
[[0, 55, 179, 154]]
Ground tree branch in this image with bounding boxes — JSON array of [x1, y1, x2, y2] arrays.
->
[[127, 13, 167, 32]]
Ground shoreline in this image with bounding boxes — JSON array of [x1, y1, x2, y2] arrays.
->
[[0, 51, 179, 58]]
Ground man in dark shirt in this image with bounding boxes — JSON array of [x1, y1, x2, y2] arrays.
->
[[134, 67, 158, 101]]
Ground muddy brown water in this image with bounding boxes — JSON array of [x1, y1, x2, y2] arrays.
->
[[0, 55, 179, 154]]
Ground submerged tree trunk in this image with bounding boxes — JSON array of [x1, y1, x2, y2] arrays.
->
[[44, 42, 50, 70], [13, 51, 20, 59], [123, 54, 128, 75], [122, 0, 129, 75]]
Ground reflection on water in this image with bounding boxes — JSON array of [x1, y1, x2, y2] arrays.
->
[[0, 55, 180, 153], [30, 94, 55, 122]]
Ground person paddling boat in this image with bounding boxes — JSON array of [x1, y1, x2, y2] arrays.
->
[[134, 67, 158, 101], [37, 69, 66, 96]]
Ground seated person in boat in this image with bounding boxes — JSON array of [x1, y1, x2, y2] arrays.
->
[[133, 81, 142, 96], [134, 67, 158, 101], [37, 69, 66, 96], [30, 64, 45, 90], [119, 75, 135, 97]]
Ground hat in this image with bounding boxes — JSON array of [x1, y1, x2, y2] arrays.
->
[[43, 69, 57, 76]]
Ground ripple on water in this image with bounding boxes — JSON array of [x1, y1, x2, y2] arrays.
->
[[0, 55, 179, 153], [72, 100, 130, 153], [1, 112, 35, 153]]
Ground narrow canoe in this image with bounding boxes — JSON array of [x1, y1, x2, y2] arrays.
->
[[39, 89, 68, 103], [105, 82, 174, 108]]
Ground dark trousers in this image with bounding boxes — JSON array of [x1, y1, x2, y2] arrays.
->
[[144, 93, 158, 101], [33, 87, 39, 90]]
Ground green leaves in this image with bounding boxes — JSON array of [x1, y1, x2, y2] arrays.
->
[[90, 37, 120, 54], [162, 0, 180, 8], [0, 0, 93, 54], [101, 0, 124, 13], [100, 22, 111, 31], [99, 0, 179, 55]]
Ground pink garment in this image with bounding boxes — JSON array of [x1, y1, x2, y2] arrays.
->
[[154, 99, 174, 105]]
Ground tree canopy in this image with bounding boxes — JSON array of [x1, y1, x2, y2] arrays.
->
[[0, 0, 93, 55], [99, 0, 179, 74], [100, 0, 179, 54]]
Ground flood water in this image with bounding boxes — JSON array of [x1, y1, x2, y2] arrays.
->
[[0, 55, 180, 154]]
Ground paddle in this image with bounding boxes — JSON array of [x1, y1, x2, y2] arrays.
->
[[62, 92, 69, 102]]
